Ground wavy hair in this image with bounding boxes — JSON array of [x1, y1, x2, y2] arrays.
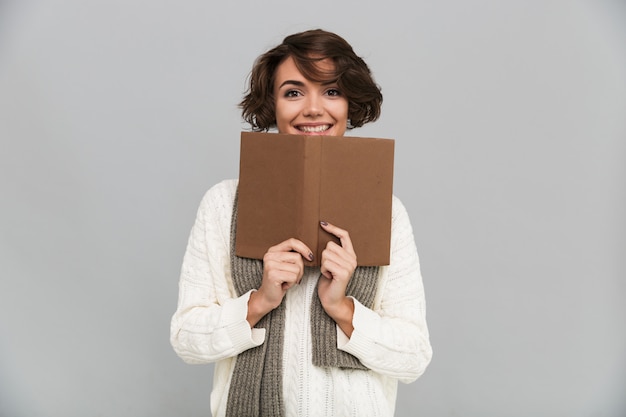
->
[[240, 29, 383, 131]]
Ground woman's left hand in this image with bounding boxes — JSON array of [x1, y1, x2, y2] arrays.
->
[[317, 221, 358, 336]]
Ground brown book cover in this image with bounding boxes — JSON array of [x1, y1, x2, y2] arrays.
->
[[235, 131, 394, 266]]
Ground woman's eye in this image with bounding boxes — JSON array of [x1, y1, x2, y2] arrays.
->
[[284, 90, 301, 98]]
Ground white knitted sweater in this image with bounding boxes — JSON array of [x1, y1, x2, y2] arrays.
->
[[170, 179, 432, 417]]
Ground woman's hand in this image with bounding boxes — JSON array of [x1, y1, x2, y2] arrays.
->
[[247, 238, 313, 327], [317, 221, 358, 337]]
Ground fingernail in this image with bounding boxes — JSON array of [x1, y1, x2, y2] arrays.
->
[[308, 252, 314, 261], [320, 221, 328, 227]]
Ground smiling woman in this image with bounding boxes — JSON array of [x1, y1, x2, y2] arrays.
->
[[170, 29, 432, 417]]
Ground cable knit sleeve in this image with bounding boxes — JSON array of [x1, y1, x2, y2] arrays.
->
[[337, 195, 433, 383], [170, 180, 265, 364]]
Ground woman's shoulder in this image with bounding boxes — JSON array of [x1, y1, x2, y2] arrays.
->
[[197, 179, 239, 212], [202, 178, 238, 199], [391, 194, 409, 221], [207, 178, 238, 194], [390, 193, 418, 238]]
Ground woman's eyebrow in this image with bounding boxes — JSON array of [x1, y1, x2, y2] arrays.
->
[[277, 79, 338, 89], [278, 80, 305, 89]]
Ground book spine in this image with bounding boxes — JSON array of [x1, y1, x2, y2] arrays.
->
[[298, 136, 322, 265]]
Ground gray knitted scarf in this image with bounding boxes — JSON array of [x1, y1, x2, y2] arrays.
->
[[225, 191, 380, 417]]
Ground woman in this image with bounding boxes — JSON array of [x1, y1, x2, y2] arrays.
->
[[170, 29, 432, 417]]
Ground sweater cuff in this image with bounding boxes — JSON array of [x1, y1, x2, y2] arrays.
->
[[223, 290, 265, 352], [336, 296, 378, 357]]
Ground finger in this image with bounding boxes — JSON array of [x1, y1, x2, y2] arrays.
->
[[265, 253, 304, 279], [320, 221, 355, 254], [265, 250, 306, 266], [267, 238, 314, 262], [264, 262, 303, 289], [264, 251, 305, 286], [319, 263, 333, 280], [321, 241, 357, 281], [265, 256, 302, 274], [321, 256, 353, 280]]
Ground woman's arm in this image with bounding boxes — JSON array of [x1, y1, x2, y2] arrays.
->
[[337, 196, 433, 383], [170, 180, 265, 364]]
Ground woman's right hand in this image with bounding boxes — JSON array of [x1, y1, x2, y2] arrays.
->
[[246, 238, 313, 327]]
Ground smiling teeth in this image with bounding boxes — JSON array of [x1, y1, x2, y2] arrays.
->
[[299, 125, 330, 133]]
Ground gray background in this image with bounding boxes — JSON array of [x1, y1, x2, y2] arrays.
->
[[1, 0, 625, 416]]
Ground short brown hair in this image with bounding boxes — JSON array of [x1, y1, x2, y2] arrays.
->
[[240, 29, 383, 131]]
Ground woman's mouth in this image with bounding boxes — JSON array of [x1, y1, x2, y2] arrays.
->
[[297, 124, 332, 134]]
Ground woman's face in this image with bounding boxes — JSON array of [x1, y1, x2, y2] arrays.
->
[[273, 56, 348, 137]]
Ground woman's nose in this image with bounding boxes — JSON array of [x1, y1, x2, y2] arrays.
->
[[302, 95, 323, 117]]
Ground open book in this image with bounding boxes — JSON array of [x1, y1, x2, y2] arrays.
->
[[235, 131, 394, 266]]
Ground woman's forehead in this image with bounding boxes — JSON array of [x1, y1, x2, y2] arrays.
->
[[275, 56, 337, 85]]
